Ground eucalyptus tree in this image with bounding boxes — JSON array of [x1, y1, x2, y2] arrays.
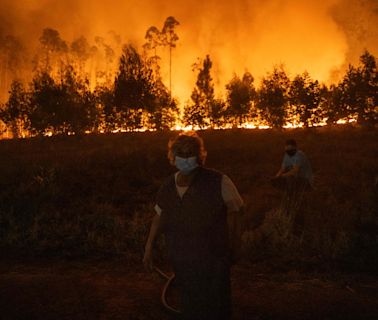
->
[[37, 28, 68, 77], [94, 36, 116, 86], [161, 16, 180, 96], [144, 26, 162, 60], [143, 26, 163, 82], [70, 36, 91, 78], [0, 35, 25, 99]]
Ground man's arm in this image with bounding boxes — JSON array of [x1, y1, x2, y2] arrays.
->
[[281, 164, 299, 177], [276, 155, 287, 177], [275, 166, 285, 177], [143, 213, 162, 272]]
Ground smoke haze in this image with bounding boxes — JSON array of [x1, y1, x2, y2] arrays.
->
[[0, 0, 377, 103]]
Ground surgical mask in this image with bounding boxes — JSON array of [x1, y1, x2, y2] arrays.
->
[[286, 149, 297, 157], [175, 156, 198, 174]]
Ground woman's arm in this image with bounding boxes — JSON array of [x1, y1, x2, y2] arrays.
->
[[143, 213, 162, 272]]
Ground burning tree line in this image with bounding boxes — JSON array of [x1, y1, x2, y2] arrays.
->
[[0, 19, 377, 138]]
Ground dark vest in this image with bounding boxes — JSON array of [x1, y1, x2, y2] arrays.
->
[[156, 167, 229, 266]]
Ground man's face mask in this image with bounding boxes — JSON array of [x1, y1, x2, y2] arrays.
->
[[175, 156, 198, 174], [286, 149, 297, 157]]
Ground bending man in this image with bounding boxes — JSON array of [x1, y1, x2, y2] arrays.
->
[[273, 138, 313, 191]]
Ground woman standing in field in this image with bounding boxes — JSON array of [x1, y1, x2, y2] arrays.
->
[[143, 131, 244, 320]]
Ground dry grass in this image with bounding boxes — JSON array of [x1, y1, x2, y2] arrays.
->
[[0, 126, 376, 270]]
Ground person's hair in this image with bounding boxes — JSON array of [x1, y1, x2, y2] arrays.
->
[[285, 139, 297, 147], [167, 131, 207, 166]]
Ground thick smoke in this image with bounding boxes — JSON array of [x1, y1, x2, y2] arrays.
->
[[0, 0, 377, 103]]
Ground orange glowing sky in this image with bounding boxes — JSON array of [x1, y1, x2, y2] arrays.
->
[[0, 0, 377, 104]]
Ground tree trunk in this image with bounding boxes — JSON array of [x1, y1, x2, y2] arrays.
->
[[169, 45, 172, 99]]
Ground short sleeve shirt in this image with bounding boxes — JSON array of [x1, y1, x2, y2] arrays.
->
[[154, 173, 243, 215], [282, 150, 313, 183]]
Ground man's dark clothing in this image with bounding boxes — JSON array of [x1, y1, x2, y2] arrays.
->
[[156, 167, 231, 320]]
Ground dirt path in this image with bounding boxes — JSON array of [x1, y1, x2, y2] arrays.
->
[[0, 259, 377, 320]]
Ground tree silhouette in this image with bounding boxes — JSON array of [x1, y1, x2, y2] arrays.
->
[[36, 28, 68, 76], [289, 72, 324, 127], [323, 84, 343, 125], [225, 71, 256, 127], [0, 35, 25, 100], [59, 65, 96, 134], [0, 80, 30, 138], [143, 26, 163, 84], [208, 99, 226, 128], [0, 23, 377, 137], [144, 26, 162, 59], [114, 44, 158, 129], [94, 36, 116, 86], [28, 71, 61, 134], [145, 54, 178, 130], [95, 84, 115, 132], [184, 55, 215, 128], [147, 79, 178, 130], [161, 16, 179, 97], [338, 51, 377, 126], [28, 65, 95, 135], [71, 36, 91, 78], [257, 66, 290, 128]]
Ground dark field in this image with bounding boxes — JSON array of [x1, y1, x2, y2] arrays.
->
[[0, 127, 377, 319]]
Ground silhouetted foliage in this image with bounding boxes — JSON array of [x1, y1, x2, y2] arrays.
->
[[95, 85, 115, 132], [0, 80, 30, 137], [143, 26, 162, 78], [338, 51, 377, 126], [28, 66, 95, 135], [144, 26, 162, 57], [147, 78, 178, 130], [208, 99, 226, 128], [114, 44, 177, 130], [184, 55, 215, 128], [35, 28, 68, 74], [0, 35, 26, 100], [114, 45, 155, 115], [0, 21, 377, 136], [225, 71, 256, 127], [289, 72, 325, 127], [143, 16, 179, 98], [323, 84, 342, 125], [257, 66, 290, 128], [71, 36, 91, 76], [28, 72, 60, 134], [94, 36, 117, 85], [161, 16, 180, 95]]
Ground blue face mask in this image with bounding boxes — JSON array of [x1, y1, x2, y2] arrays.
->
[[175, 156, 198, 174]]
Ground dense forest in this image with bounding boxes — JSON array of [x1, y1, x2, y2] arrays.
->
[[0, 16, 377, 138]]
